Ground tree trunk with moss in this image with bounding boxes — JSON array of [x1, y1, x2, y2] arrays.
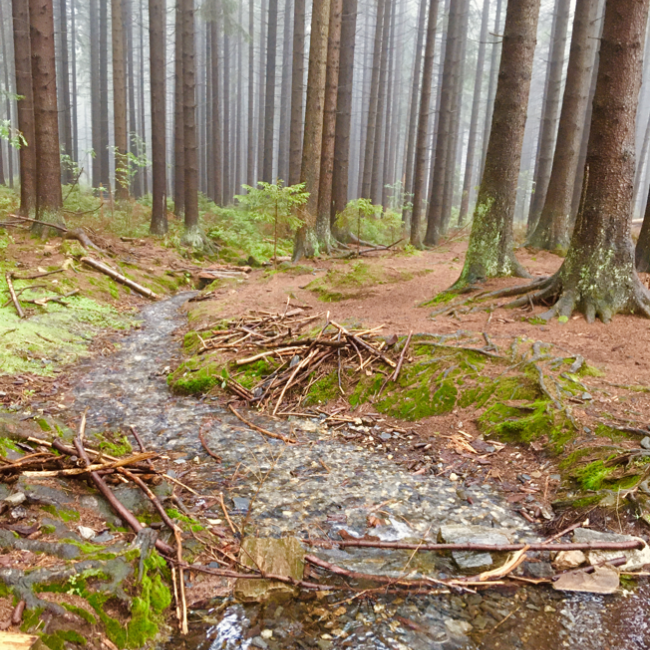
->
[[527, 0, 599, 251], [512, 0, 650, 322], [29, 0, 63, 229], [292, 0, 330, 261], [453, 0, 540, 287]]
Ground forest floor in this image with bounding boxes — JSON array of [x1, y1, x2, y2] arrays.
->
[[3, 218, 650, 649]]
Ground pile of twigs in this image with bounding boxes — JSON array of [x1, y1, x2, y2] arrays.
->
[[199, 306, 400, 415]]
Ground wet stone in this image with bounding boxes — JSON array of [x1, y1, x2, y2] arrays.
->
[[439, 525, 512, 572], [4, 492, 26, 506], [641, 436, 650, 450]]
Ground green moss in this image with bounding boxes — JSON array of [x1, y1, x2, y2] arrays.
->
[[62, 603, 97, 625], [579, 364, 605, 378], [235, 359, 274, 390], [0, 437, 19, 456], [40, 505, 80, 522], [93, 433, 132, 457], [166, 508, 204, 532], [305, 371, 340, 405], [167, 355, 222, 395], [41, 524, 57, 535], [36, 418, 53, 432], [419, 291, 457, 308], [569, 495, 602, 509], [21, 606, 44, 632], [479, 401, 552, 443], [573, 460, 615, 491], [42, 630, 87, 649]]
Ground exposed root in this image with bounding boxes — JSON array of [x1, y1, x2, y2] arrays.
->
[[503, 272, 650, 323]]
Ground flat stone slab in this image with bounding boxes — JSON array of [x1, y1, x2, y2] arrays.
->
[[439, 525, 512, 572], [573, 528, 650, 571]]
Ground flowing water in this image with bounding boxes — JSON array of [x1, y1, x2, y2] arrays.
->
[[70, 294, 650, 649]]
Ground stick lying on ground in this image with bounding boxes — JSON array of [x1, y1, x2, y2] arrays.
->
[[5, 273, 25, 319], [80, 257, 158, 299]]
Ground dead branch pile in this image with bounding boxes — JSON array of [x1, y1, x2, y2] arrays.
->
[[198, 306, 397, 414]]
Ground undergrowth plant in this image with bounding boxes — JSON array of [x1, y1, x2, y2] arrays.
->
[[234, 181, 308, 265], [336, 199, 404, 249]]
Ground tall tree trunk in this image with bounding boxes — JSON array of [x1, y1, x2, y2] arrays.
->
[[401, 0, 427, 223], [113, 0, 129, 200], [458, 0, 490, 225], [288, 0, 304, 185], [235, 1, 243, 192], [29, 0, 63, 225], [292, 0, 330, 260], [277, 0, 292, 183], [526, 0, 571, 233], [480, 0, 502, 177], [361, 0, 385, 199], [410, 0, 439, 247], [370, 0, 391, 205], [256, 0, 267, 182], [356, 5, 373, 198], [330, 0, 358, 223], [223, 31, 230, 201], [12, 0, 36, 214], [0, 2, 12, 187], [99, 0, 110, 190], [262, 0, 278, 181], [247, 0, 255, 186], [528, 0, 600, 251], [139, 0, 148, 196], [441, 0, 469, 231], [316, 0, 342, 247], [453, 0, 540, 287], [173, 0, 184, 214], [90, 0, 101, 187], [149, 0, 167, 234], [524, 0, 650, 321], [211, 8, 222, 205], [181, 0, 200, 244], [70, 0, 77, 164], [125, 0, 138, 195], [424, 0, 465, 245]]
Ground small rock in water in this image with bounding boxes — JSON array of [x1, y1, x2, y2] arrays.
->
[[553, 550, 586, 571], [10, 506, 28, 520], [260, 630, 273, 640], [232, 497, 251, 513], [379, 432, 392, 441], [251, 636, 268, 649], [439, 525, 511, 572], [641, 437, 650, 450], [581, 392, 593, 401], [449, 473, 459, 482], [4, 492, 26, 506], [173, 458, 187, 465], [78, 526, 96, 540], [92, 531, 115, 544], [444, 618, 473, 638]]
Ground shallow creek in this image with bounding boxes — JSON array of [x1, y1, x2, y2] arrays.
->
[[70, 295, 650, 649]]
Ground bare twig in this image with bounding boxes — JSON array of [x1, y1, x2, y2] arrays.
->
[[5, 273, 25, 319], [228, 404, 296, 444]]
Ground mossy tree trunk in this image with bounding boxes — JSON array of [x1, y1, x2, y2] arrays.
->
[[513, 0, 650, 322], [527, 0, 600, 252], [453, 0, 540, 288]]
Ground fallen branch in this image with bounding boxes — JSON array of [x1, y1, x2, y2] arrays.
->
[[228, 404, 296, 444], [5, 273, 25, 319], [198, 421, 221, 462], [80, 257, 158, 299], [305, 538, 645, 553], [391, 331, 412, 382]]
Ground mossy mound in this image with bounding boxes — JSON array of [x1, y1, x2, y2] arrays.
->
[[306, 261, 412, 302]]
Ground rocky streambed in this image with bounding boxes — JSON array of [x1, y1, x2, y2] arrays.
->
[[2, 294, 650, 649]]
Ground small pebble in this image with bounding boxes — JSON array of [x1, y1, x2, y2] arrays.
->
[[78, 526, 96, 540], [4, 493, 26, 506]]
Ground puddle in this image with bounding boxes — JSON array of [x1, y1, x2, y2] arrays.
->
[[69, 295, 650, 649]]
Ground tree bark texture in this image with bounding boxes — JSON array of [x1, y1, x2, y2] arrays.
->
[[401, 0, 427, 223], [90, 0, 101, 187], [277, 0, 293, 182], [149, 0, 167, 234], [528, 0, 600, 251], [29, 0, 63, 223], [58, 0, 72, 184], [458, 0, 490, 226], [262, 0, 278, 181], [361, 0, 385, 199], [256, 0, 267, 183], [293, 0, 331, 260], [99, 0, 110, 190], [331, 0, 358, 222], [526, 0, 571, 232], [12, 0, 36, 215], [112, 0, 129, 200], [526, 0, 650, 321], [181, 0, 199, 241], [173, 0, 185, 215], [247, 0, 255, 186], [424, 0, 466, 245], [211, 11, 222, 205], [288, 0, 305, 185], [410, 0, 439, 247], [454, 0, 540, 286], [317, 0, 342, 245]]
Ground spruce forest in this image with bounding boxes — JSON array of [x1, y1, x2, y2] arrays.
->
[[2, 0, 650, 648]]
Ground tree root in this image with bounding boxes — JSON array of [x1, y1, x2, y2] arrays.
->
[[504, 272, 650, 323]]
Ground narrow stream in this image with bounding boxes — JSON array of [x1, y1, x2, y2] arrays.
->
[[70, 295, 650, 649]]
